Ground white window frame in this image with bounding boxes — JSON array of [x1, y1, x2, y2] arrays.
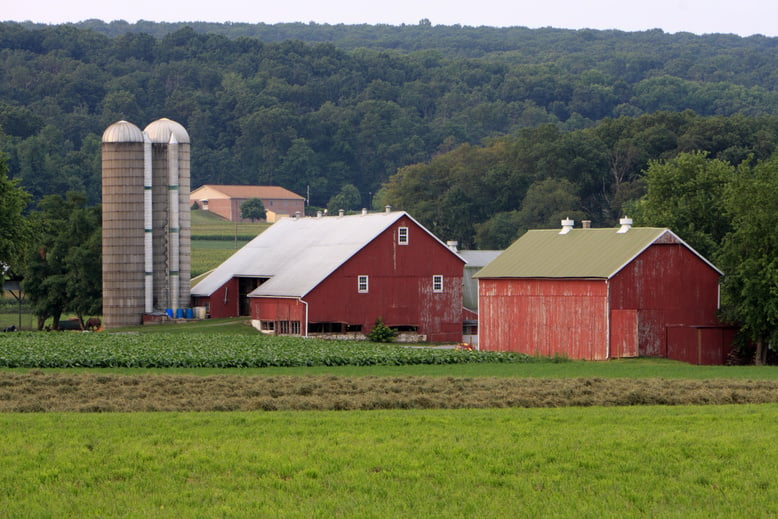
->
[[358, 275, 369, 293], [432, 275, 444, 293], [398, 226, 409, 245]]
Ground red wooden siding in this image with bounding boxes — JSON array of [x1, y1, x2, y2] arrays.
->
[[303, 216, 464, 342], [193, 277, 239, 318], [609, 244, 721, 357], [479, 241, 729, 363], [478, 278, 609, 359], [610, 309, 638, 358], [252, 297, 306, 323], [666, 326, 736, 365]]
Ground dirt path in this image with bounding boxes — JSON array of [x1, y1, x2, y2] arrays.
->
[[2, 372, 778, 412]]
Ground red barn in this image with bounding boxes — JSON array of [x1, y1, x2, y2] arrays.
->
[[474, 219, 735, 364], [191, 210, 465, 342]]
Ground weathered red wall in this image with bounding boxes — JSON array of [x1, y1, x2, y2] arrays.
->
[[478, 278, 609, 359], [610, 243, 721, 358], [303, 215, 464, 342], [252, 297, 306, 322], [193, 277, 239, 318], [666, 326, 736, 365], [478, 243, 725, 362]]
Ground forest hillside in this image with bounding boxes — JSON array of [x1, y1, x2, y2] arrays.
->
[[1, 21, 777, 246]]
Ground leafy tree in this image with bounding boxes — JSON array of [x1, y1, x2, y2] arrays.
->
[[717, 157, 778, 365], [327, 184, 362, 212], [0, 152, 31, 279], [630, 151, 735, 259], [23, 192, 101, 330], [240, 198, 266, 222]]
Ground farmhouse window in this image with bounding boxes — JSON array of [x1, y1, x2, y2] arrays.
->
[[432, 275, 444, 292], [398, 227, 409, 245], [358, 275, 369, 293]]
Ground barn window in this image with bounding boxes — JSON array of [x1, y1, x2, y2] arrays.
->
[[358, 275, 369, 293], [259, 320, 274, 333], [278, 320, 301, 335], [398, 227, 409, 245], [432, 275, 444, 292]]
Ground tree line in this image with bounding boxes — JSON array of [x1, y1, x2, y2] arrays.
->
[[1, 22, 778, 210]]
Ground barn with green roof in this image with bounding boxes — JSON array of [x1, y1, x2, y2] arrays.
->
[[474, 218, 735, 364]]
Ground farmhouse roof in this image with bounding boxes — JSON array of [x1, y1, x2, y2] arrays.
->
[[474, 227, 722, 280], [190, 185, 305, 200], [191, 211, 463, 298]]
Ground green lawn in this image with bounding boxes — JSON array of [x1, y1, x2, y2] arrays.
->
[[2, 405, 776, 518]]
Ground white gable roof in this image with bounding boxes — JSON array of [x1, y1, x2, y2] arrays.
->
[[191, 211, 460, 299]]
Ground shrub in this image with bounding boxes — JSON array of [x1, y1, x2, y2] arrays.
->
[[366, 317, 397, 343]]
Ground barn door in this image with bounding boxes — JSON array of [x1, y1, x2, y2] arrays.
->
[[610, 310, 638, 358]]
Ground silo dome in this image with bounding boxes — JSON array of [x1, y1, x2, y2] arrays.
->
[[144, 118, 190, 144], [102, 120, 144, 143]]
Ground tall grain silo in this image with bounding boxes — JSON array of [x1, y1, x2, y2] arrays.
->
[[101, 121, 146, 328], [144, 118, 191, 313], [101, 118, 191, 328]]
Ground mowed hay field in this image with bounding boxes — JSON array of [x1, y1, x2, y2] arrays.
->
[[2, 328, 778, 517]]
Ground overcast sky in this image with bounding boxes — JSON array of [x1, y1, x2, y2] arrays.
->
[[4, 0, 777, 37]]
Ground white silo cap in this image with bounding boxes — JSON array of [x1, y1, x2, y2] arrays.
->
[[144, 118, 190, 144], [102, 120, 144, 143]]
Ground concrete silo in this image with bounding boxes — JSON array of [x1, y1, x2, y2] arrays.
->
[[101, 118, 191, 328], [101, 121, 147, 328]]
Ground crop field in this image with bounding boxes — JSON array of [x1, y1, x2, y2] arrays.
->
[[2, 329, 778, 517], [0, 332, 528, 369]]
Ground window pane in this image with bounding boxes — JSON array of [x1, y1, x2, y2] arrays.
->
[[398, 227, 409, 245]]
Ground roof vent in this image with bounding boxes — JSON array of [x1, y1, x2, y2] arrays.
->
[[446, 240, 459, 252], [362, 208, 368, 216], [338, 209, 345, 217], [559, 218, 574, 235], [316, 210, 323, 218], [385, 205, 392, 213], [295, 211, 302, 219], [617, 216, 633, 233], [582, 220, 591, 229]]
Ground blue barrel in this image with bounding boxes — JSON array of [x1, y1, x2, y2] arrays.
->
[[165, 308, 173, 318], [185, 308, 194, 319], [176, 308, 184, 319]]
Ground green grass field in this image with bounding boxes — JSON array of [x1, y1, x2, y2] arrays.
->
[[190, 210, 269, 276], [2, 405, 777, 517]]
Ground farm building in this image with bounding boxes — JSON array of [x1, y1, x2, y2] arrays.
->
[[191, 209, 466, 342], [458, 248, 502, 346], [189, 185, 305, 223], [474, 218, 735, 364]]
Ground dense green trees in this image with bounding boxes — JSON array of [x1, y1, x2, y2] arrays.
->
[[717, 158, 778, 364], [23, 193, 101, 330], [2, 22, 778, 211], [382, 112, 778, 248], [0, 151, 30, 279]]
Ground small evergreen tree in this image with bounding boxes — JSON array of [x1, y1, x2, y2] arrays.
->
[[366, 317, 397, 343]]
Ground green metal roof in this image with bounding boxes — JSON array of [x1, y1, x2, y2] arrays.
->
[[474, 227, 720, 279]]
